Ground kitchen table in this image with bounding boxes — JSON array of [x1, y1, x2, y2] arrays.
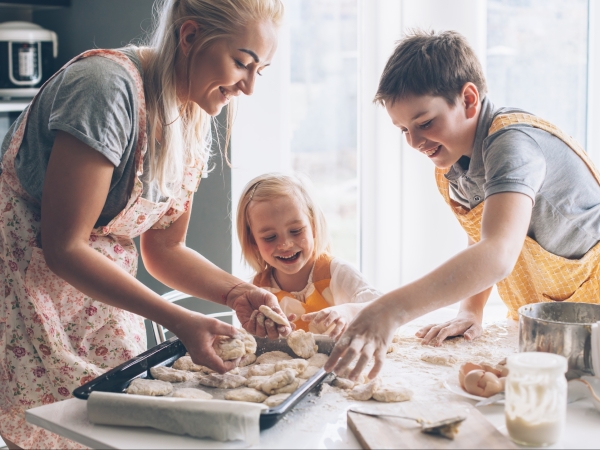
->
[[25, 306, 600, 449]]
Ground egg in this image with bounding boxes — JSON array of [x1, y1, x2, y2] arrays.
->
[[458, 362, 484, 389], [463, 370, 504, 397]]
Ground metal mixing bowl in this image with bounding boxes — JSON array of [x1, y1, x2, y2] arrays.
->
[[518, 302, 600, 379]]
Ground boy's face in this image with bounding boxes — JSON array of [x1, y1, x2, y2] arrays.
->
[[385, 90, 478, 169]]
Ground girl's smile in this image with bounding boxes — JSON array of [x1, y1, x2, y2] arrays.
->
[[247, 195, 316, 292]]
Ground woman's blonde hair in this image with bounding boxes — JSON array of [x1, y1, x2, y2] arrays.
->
[[141, 0, 284, 196], [237, 173, 332, 274]]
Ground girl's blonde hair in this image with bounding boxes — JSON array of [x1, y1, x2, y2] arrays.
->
[[237, 173, 332, 274], [141, 0, 284, 196]]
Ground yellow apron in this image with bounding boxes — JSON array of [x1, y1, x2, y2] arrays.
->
[[436, 113, 600, 319], [253, 254, 333, 331]]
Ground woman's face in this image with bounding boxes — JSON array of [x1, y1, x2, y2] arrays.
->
[[177, 20, 278, 116]]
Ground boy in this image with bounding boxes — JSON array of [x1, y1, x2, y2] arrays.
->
[[325, 30, 600, 381]]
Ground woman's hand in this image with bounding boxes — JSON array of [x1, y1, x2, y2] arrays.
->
[[172, 311, 240, 374], [324, 298, 400, 381], [225, 283, 293, 338], [301, 303, 365, 341], [416, 310, 484, 346]]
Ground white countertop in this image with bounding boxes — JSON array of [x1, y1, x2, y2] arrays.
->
[[26, 307, 600, 449]]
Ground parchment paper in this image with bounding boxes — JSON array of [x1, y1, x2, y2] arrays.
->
[[87, 391, 266, 445]]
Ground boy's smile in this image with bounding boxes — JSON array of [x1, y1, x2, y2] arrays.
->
[[384, 84, 480, 169]]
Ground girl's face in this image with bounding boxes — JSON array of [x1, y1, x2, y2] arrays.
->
[[177, 20, 278, 116], [247, 194, 316, 278]]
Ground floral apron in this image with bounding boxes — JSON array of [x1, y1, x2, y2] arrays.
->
[[436, 113, 600, 319], [0, 49, 202, 448], [253, 254, 333, 331]]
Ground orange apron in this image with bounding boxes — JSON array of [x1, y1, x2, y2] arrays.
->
[[0, 49, 202, 448], [436, 113, 600, 319], [253, 254, 333, 331]]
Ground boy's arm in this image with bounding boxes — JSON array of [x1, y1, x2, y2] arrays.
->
[[325, 191, 532, 380], [416, 236, 492, 345]]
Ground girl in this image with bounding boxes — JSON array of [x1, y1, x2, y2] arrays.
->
[[236, 173, 381, 340], [0, 1, 288, 448]]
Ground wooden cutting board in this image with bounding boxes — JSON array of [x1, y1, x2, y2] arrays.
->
[[347, 401, 516, 449]]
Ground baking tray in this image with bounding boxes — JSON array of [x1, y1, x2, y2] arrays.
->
[[73, 334, 335, 430]]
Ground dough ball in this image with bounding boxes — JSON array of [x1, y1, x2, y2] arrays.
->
[[287, 330, 318, 359], [298, 365, 321, 379], [233, 365, 253, 378], [213, 336, 246, 361], [224, 388, 268, 403], [272, 379, 299, 395], [263, 393, 291, 408], [172, 388, 213, 400], [198, 373, 246, 389], [307, 353, 329, 368], [172, 356, 214, 373], [258, 305, 290, 327], [249, 363, 276, 377], [261, 368, 296, 395], [239, 353, 257, 367], [332, 377, 355, 390], [150, 366, 194, 383], [372, 385, 413, 403], [420, 352, 457, 366], [126, 378, 173, 396], [246, 375, 270, 390], [275, 359, 308, 376], [349, 378, 380, 401], [256, 351, 293, 365], [238, 328, 257, 355]]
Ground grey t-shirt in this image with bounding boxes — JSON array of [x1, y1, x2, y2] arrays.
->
[[445, 96, 600, 259], [0, 47, 166, 227]]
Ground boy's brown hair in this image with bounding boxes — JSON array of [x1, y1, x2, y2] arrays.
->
[[374, 29, 487, 106]]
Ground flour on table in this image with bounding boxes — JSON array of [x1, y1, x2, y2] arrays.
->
[[126, 378, 173, 396]]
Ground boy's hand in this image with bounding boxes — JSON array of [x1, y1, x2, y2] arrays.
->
[[415, 310, 483, 346], [301, 303, 364, 341], [324, 299, 399, 381]]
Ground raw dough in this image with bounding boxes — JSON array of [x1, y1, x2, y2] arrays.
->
[[349, 378, 380, 401], [150, 366, 193, 383], [258, 305, 290, 327], [372, 385, 413, 403], [261, 368, 296, 395], [256, 351, 292, 365], [420, 352, 458, 366], [246, 375, 269, 390], [213, 336, 246, 361], [232, 365, 253, 378], [172, 356, 213, 373], [249, 363, 276, 377], [239, 353, 257, 367], [298, 365, 320, 379], [126, 378, 173, 396], [263, 393, 290, 408], [272, 379, 299, 394], [332, 377, 355, 390], [307, 353, 329, 368], [238, 328, 258, 355], [198, 373, 246, 389], [224, 388, 268, 403], [275, 359, 308, 375], [287, 330, 318, 359], [172, 388, 213, 400]]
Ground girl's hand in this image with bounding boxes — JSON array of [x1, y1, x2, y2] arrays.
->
[[225, 283, 293, 338], [415, 310, 483, 346], [324, 299, 399, 381], [173, 312, 240, 374], [301, 304, 364, 341]]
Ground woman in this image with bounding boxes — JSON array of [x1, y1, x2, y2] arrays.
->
[[0, 0, 287, 448]]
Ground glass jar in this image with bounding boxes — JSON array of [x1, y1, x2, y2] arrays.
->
[[505, 352, 568, 446]]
